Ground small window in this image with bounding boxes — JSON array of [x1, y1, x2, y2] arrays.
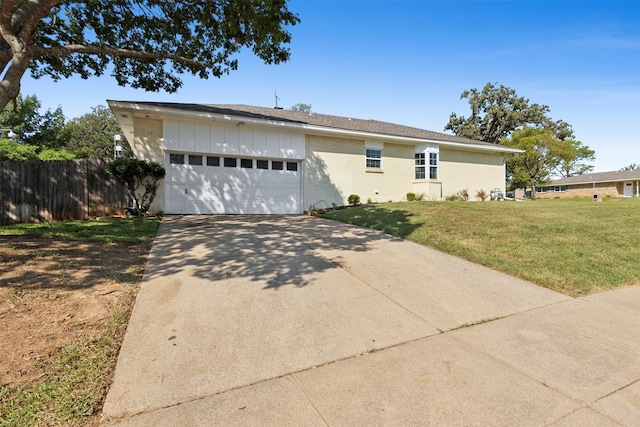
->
[[256, 160, 269, 169], [188, 155, 202, 166], [366, 149, 382, 169], [207, 156, 220, 166], [414, 153, 425, 179], [272, 161, 283, 170], [170, 153, 184, 164], [429, 152, 438, 179], [286, 162, 298, 172], [241, 158, 253, 168], [224, 158, 237, 167]]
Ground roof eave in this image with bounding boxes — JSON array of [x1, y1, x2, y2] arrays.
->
[[107, 100, 524, 155]]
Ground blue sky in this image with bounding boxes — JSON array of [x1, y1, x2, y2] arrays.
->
[[21, 0, 640, 172]]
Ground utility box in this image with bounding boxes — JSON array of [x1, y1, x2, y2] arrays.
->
[[593, 194, 602, 202]]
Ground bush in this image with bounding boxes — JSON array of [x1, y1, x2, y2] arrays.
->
[[0, 139, 37, 161], [446, 194, 465, 202], [38, 148, 76, 160], [348, 194, 361, 205], [476, 189, 488, 201], [106, 158, 166, 215], [406, 192, 416, 201], [415, 192, 425, 201], [457, 189, 469, 201]]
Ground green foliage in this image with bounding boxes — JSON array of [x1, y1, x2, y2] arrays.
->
[[445, 82, 574, 143], [0, 95, 67, 148], [406, 192, 416, 201], [501, 127, 595, 196], [445, 194, 465, 201], [501, 127, 554, 198], [60, 105, 125, 158], [37, 148, 76, 160], [0, 139, 38, 160], [548, 139, 595, 177], [347, 194, 361, 205], [323, 198, 640, 296], [291, 103, 312, 113], [106, 158, 166, 214], [1, 0, 300, 111]]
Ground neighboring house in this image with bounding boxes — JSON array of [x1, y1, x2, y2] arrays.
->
[[107, 101, 522, 214], [535, 169, 640, 199]]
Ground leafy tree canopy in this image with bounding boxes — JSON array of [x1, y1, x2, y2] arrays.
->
[[290, 103, 312, 113], [501, 127, 595, 198], [620, 163, 639, 171], [445, 82, 574, 143], [501, 127, 555, 199], [548, 139, 595, 178], [0, 94, 66, 148], [0, 0, 300, 111], [60, 105, 126, 158]]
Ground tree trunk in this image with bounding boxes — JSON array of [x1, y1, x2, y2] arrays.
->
[[530, 179, 537, 200]]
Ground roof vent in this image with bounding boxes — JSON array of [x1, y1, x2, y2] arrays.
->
[[274, 107, 283, 110]]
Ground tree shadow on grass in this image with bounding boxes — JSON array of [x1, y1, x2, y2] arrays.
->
[[143, 210, 422, 290], [323, 204, 422, 239]]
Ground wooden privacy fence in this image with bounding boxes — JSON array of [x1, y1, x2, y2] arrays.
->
[[0, 159, 130, 225]]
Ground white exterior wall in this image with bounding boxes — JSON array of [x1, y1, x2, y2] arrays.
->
[[163, 119, 305, 159], [439, 148, 506, 200]]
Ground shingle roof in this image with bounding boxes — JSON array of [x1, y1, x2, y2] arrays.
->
[[550, 169, 640, 185], [119, 101, 503, 149]]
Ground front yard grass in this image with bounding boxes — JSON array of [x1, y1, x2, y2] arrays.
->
[[323, 197, 640, 296]]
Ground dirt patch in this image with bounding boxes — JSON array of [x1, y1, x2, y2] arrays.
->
[[0, 235, 151, 388]]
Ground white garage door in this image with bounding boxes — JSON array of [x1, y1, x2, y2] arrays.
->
[[165, 153, 302, 214]]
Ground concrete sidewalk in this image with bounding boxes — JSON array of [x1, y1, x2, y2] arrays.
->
[[102, 215, 640, 426]]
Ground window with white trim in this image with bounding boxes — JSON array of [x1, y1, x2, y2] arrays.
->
[[414, 145, 439, 180], [415, 153, 425, 179], [429, 152, 438, 179], [366, 149, 382, 169]]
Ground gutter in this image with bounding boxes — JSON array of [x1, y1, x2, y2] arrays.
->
[[107, 100, 524, 155]]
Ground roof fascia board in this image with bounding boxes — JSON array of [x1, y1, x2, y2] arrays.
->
[[554, 177, 640, 185], [110, 101, 523, 155]]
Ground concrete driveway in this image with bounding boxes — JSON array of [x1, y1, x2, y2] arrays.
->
[[103, 215, 640, 426]]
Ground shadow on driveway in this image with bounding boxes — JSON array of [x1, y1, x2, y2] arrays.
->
[[144, 213, 421, 290]]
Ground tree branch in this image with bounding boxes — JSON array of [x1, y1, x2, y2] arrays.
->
[[30, 44, 213, 70]]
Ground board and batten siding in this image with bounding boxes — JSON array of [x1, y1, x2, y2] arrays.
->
[[162, 120, 305, 159]]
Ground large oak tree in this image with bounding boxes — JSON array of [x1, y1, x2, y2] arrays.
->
[[445, 82, 574, 143], [0, 0, 300, 111]]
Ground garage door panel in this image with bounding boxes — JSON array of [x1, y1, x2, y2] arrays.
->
[[166, 155, 301, 214]]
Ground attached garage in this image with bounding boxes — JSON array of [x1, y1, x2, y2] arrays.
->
[[164, 153, 302, 214], [161, 118, 305, 214]]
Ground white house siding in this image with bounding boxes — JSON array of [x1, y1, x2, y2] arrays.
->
[[439, 149, 506, 200], [162, 120, 305, 160]]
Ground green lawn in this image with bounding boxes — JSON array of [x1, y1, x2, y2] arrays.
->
[[0, 217, 160, 245], [323, 198, 640, 296]]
